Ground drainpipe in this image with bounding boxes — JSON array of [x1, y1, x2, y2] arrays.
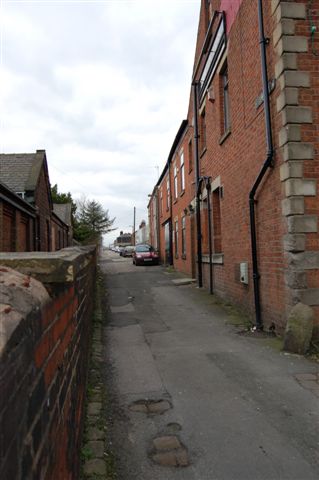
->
[[249, 0, 274, 329], [193, 81, 203, 287], [205, 177, 213, 294]]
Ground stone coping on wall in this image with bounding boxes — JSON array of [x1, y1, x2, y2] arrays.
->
[[0, 245, 96, 284], [0, 266, 50, 354]]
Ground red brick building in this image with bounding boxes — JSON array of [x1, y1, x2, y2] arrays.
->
[[0, 182, 37, 251], [148, 0, 319, 336], [0, 150, 71, 252]]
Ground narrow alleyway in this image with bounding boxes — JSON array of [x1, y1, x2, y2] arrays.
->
[[101, 251, 319, 480]]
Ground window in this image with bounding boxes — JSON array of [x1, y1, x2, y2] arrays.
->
[[221, 65, 230, 134], [212, 187, 222, 253], [174, 220, 179, 257], [166, 177, 170, 210], [174, 164, 178, 199], [180, 151, 185, 191], [200, 108, 206, 153], [181, 216, 186, 257], [199, 15, 226, 101], [188, 139, 193, 173], [136, 245, 153, 252]]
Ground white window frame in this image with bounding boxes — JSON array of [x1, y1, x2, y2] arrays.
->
[[174, 164, 178, 199], [180, 151, 185, 192]]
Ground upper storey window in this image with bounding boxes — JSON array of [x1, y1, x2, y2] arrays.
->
[[174, 164, 178, 200], [180, 151, 185, 192], [199, 14, 226, 103], [221, 65, 230, 133]]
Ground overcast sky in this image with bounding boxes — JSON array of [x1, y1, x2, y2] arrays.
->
[[0, 0, 199, 244]]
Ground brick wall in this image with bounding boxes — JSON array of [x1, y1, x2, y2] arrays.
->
[[148, 0, 319, 336], [35, 167, 52, 252], [170, 127, 197, 277], [0, 246, 96, 479], [0, 193, 35, 252]]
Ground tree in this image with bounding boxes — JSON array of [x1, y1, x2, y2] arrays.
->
[[74, 197, 116, 244], [51, 184, 77, 224]]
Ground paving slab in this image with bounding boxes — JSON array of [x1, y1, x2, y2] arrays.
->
[[83, 459, 106, 476]]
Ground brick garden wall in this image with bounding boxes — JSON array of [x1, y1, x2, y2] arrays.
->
[[0, 246, 96, 479]]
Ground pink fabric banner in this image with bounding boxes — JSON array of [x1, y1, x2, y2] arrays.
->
[[220, 0, 243, 33]]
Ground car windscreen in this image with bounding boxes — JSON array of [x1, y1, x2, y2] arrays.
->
[[135, 245, 151, 252]]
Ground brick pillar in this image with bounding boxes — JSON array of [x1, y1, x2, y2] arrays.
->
[[272, 1, 319, 322]]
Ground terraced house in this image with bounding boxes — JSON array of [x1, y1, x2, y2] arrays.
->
[[148, 0, 319, 338]]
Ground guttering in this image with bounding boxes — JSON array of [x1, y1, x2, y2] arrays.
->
[[192, 82, 203, 287], [249, 0, 274, 329]]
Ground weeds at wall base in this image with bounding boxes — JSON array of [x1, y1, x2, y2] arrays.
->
[[80, 268, 117, 480]]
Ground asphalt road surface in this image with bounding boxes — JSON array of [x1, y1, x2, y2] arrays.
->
[[101, 250, 319, 480]]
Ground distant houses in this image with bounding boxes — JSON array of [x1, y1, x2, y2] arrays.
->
[[114, 231, 132, 248], [135, 220, 149, 245], [0, 150, 71, 252]]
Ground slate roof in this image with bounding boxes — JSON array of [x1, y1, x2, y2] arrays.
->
[[0, 151, 46, 194], [53, 203, 72, 226], [0, 182, 36, 214]]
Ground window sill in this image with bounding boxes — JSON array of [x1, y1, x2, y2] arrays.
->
[[219, 129, 231, 145], [180, 190, 185, 197], [201, 253, 224, 265], [182, 254, 186, 260], [173, 199, 178, 205], [200, 147, 207, 158], [175, 254, 179, 259]]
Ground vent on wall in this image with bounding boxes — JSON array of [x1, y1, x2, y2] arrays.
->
[[240, 262, 249, 284]]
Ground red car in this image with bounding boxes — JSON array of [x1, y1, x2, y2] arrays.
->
[[133, 244, 159, 266]]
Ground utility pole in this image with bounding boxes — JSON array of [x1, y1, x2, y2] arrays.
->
[[133, 206, 136, 246]]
